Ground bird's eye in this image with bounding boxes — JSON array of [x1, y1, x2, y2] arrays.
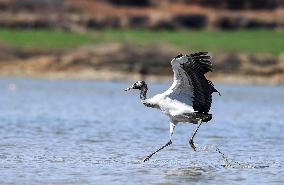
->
[[175, 54, 183, 59]]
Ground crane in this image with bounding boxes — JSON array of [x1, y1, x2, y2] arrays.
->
[[125, 52, 221, 162]]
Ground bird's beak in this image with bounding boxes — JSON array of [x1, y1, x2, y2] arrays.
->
[[124, 85, 134, 91]]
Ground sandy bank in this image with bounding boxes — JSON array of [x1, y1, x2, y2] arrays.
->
[[0, 43, 283, 84]]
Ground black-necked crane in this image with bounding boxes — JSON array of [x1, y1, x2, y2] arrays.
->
[[125, 52, 221, 162]]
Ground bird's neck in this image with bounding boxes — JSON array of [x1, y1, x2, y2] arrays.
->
[[139, 84, 148, 100], [140, 84, 156, 108]]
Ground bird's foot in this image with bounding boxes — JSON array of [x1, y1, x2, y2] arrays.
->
[[143, 156, 151, 162], [189, 139, 197, 151]]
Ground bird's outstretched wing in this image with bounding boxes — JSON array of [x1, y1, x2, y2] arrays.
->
[[182, 52, 220, 113], [167, 52, 220, 114]]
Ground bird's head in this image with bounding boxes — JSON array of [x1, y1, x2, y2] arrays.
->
[[171, 54, 188, 66], [125, 81, 147, 91]]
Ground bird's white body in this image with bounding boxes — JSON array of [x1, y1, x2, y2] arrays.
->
[[143, 56, 195, 123], [143, 86, 195, 123]]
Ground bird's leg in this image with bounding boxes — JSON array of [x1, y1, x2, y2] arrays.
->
[[189, 120, 202, 151], [143, 122, 176, 162], [169, 122, 175, 141]]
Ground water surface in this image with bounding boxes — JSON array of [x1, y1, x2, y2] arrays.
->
[[0, 78, 283, 185]]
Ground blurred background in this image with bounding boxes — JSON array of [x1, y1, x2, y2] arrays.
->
[[1, 1, 284, 185], [0, 0, 284, 83]]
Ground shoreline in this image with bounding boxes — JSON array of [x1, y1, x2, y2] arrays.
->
[[1, 70, 283, 85]]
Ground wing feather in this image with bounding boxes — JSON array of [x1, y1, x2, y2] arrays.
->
[[181, 52, 220, 113]]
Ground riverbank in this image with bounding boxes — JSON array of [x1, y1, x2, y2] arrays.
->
[[1, 43, 283, 84], [1, 70, 283, 85]]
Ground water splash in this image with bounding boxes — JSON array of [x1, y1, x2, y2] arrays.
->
[[197, 145, 269, 169], [215, 146, 251, 168]]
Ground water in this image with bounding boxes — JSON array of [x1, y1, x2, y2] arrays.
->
[[0, 78, 283, 185]]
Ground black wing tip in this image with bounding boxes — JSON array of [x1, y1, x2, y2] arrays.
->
[[190, 52, 211, 61], [216, 90, 221, 96], [187, 51, 213, 73], [212, 85, 221, 96], [190, 51, 208, 56]]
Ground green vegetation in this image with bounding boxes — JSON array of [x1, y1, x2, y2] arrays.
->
[[0, 29, 95, 49], [0, 28, 283, 54], [97, 29, 284, 54]]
